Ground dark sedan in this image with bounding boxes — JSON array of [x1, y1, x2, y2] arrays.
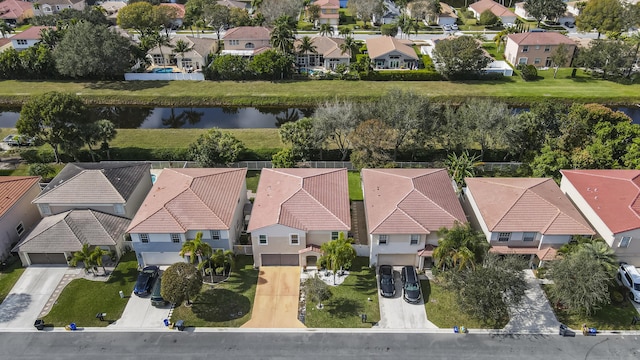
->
[[133, 265, 159, 297], [379, 265, 396, 297]]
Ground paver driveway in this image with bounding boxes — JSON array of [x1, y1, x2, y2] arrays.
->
[[376, 267, 436, 329], [242, 267, 305, 328]]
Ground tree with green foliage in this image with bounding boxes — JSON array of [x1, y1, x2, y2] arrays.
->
[[307, 4, 321, 23], [576, 241, 618, 277], [188, 128, 245, 166], [212, 54, 250, 80], [259, 0, 304, 24], [455, 98, 511, 160], [161, 262, 203, 305], [349, 119, 394, 169], [31, 7, 110, 26], [16, 43, 57, 79], [550, 43, 570, 78], [478, 10, 499, 26], [530, 142, 571, 179], [70, 244, 96, 274], [576, 0, 623, 38], [432, 36, 490, 79], [304, 274, 331, 308], [312, 99, 359, 161], [576, 39, 634, 79], [17, 92, 88, 163], [272, 148, 297, 168], [179, 232, 212, 277], [117, 2, 158, 36], [278, 117, 322, 161], [524, 0, 567, 27], [348, 0, 385, 27], [433, 222, 489, 271], [229, 7, 252, 27], [339, 35, 358, 60], [0, 22, 14, 38], [28, 163, 56, 181], [90, 247, 110, 274], [297, 36, 317, 69], [319, 23, 334, 37], [504, 112, 546, 161], [445, 151, 482, 193], [270, 15, 297, 54], [319, 232, 356, 285], [380, 24, 399, 37], [184, 0, 213, 35], [203, 4, 230, 41], [249, 49, 295, 80], [173, 39, 194, 69], [95, 119, 117, 160]]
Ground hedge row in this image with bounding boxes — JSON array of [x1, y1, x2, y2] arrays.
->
[[359, 70, 444, 81]]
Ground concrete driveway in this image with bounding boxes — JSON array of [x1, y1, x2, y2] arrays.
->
[[376, 268, 436, 329], [0, 266, 68, 329], [108, 292, 171, 329], [503, 270, 559, 333], [242, 267, 305, 328]]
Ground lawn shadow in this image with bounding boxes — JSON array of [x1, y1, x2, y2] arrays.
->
[[190, 288, 251, 322], [84, 81, 170, 91], [353, 272, 377, 294], [108, 267, 138, 286], [421, 279, 432, 303], [326, 297, 362, 318]]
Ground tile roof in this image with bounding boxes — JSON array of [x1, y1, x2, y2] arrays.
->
[[150, 35, 216, 59], [507, 32, 577, 46], [12, 209, 130, 253], [248, 168, 351, 232], [223, 26, 271, 41], [490, 245, 558, 261], [159, 3, 185, 18], [314, 0, 339, 7], [0, 176, 40, 218], [34, 162, 151, 205], [362, 169, 466, 235], [127, 168, 247, 233], [0, 0, 33, 20], [469, 0, 517, 17], [465, 177, 594, 235], [35, 0, 83, 5], [11, 25, 50, 40], [366, 36, 419, 60], [294, 36, 350, 59], [561, 170, 640, 234], [216, 0, 249, 8]]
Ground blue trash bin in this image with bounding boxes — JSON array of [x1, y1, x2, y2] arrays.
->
[[453, 326, 459, 333], [69, 323, 77, 331], [163, 319, 169, 327]]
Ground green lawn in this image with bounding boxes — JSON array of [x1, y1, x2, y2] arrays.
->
[[482, 43, 506, 61], [246, 170, 261, 192], [111, 128, 282, 150], [348, 171, 363, 201], [542, 285, 640, 330], [304, 257, 380, 328], [0, 259, 25, 304], [42, 252, 138, 327], [1, 76, 639, 106], [170, 255, 258, 327], [423, 279, 501, 329]]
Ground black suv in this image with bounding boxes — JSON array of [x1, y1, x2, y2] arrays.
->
[[379, 265, 396, 297], [401, 266, 421, 304]]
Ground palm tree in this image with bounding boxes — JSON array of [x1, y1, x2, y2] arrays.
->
[[70, 244, 95, 275], [96, 119, 117, 160], [338, 26, 352, 38], [320, 232, 356, 284], [183, 108, 205, 125], [212, 249, 235, 276], [153, 33, 173, 68], [90, 247, 110, 275], [339, 35, 357, 61], [270, 16, 296, 54], [433, 222, 489, 271], [297, 36, 317, 69], [179, 231, 212, 265], [172, 39, 193, 70], [576, 241, 617, 277], [445, 151, 482, 193], [0, 22, 13, 38], [319, 23, 334, 37]]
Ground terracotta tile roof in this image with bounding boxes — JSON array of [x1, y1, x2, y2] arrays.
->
[[465, 177, 594, 235], [223, 26, 271, 41], [0, 176, 40, 218], [12, 209, 130, 253], [417, 244, 437, 257], [507, 32, 576, 46], [561, 170, 640, 234], [469, 0, 516, 17], [365, 36, 419, 60], [314, 0, 339, 7], [0, 0, 33, 20], [298, 244, 323, 254], [294, 36, 349, 59], [159, 3, 185, 18], [439, 2, 458, 18], [11, 25, 50, 40], [248, 168, 351, 232], [362, 169, 467, 235], [34, 162, 151, 205], [490, 245, 558, 261], [127, 168, 247, 233], [36, 0, 83, 5]]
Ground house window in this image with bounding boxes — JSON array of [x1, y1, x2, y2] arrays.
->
[[498, 232, 511, 242], [16, 39, 27, 46], [410, 234, 419, 245], [619, 236, 632, 248], [152, 54, 165, 65], [331, 232, 339, 240], [290, 234, 299, 245], [245, 42, 255, 49], [171, 233, 180, 243], [259, 235, 267, 245], [210, 230, 220, 240], [379, 235, 388, 245], [140, 233, 150, 243], [16, 222, 24, 236], [229, 40, 239, 45], [522, 46, 529, 53], [114, 204, 125, 215], [534, 58, 541, 65], [523, 232, 536, 242], [40, 204, 51, 215], [535, 45, 540, 50], [518, 57, 528, 64], [544, 46, 551, 52]]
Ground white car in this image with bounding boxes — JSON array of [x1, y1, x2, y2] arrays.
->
[[443, 24, 452, 32], [451, 24, 458, 31], [618, 263, 640, 303]]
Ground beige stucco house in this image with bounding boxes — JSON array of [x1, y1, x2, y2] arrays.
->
[[0, 176, 41, 262], [505, 32, 576, 67], [221, 26, 272, 57], [33, 0, 85, 16], [469, 0, 517, 24], [366, 36, 419, 70], [294, 36, 350, 70], [148, 36, 217, 71], [248, 168, 351, 267]]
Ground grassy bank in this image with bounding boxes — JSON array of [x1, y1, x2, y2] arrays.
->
[[1, 70, 639, 106]]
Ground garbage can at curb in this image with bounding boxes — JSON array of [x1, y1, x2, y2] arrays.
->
[[175, 320, 185, 331], [34, 319, 45, 330]]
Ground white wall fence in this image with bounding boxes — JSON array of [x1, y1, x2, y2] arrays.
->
[[124, 73, 205, 81], [353, 244, 370, 257], [233, 245, 253, 255]]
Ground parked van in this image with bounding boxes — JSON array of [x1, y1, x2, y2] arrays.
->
[[401, 266, 421, 304], [150, 276, 168, 307]]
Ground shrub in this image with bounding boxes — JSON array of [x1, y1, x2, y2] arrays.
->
[[359, 69, 443, 81], [422, 55, 435, 71], [299, 23, 314, 31], [478, 10, 499, 26], [28, 163, 56, 181], [519, 64, 538, 81], [380, 24, 398, 37]]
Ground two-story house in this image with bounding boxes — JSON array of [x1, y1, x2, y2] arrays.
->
[[469, 0, 517, 24], [127, 168, 248, 267], [366, 36, 419, 70], [148, 35, 216, 71], [0, 0, 34, 26], [310, 0, 339, 27], [248, 168, 351, 267], [0, 176, 41, 262], [505, 32, 576, 67], [362, 169, 467, 269], [221, 26, 271, 58]]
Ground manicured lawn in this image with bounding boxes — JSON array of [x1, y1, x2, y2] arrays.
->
[[1, 76, 639, 106], [170, 255, 258, 327], [0, 259, 25, 304], [111, 128, 282, 150], [304, 257, 380, 328], [0, 164, 30, 176], [482, 43, 506, 61], [43, 252, 138, 327], [423, 278, 500, 329], [542, 285, 640, 330], [347, 171, 363, 201], [246, 170, 261, 192]]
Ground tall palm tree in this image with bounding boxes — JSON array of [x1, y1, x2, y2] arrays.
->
[[297, 36, 317, 69], [90, 247, 110, 275], [172, 39, 193, 70], [96, 119, 117, 160], [212, 249, 235, 276], [339, 35, 357, 61], [338, 26, 352, 38], [270, 16, 296, 54], [179, 231, 212, 265], [70, 244, 95, 275], [0, 22, 13, 38], [153, 33, 173, 68], [319, 23, 334, 37], [576, 241, 618, 277]]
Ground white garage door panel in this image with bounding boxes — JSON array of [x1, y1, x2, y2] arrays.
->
[[142, 252, 184, 266], [378, 254, 416, 267]]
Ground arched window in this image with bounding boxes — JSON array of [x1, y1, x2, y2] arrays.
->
[[245, 42, 255, 49]]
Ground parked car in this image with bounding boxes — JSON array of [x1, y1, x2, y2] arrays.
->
[[564, 22, 575, 28], [618, 263, 640, 303], [443, 24, 452, 32], [401, 266, 421, 304], [134, 265, 159, 297], [451, 23, 458, 31], [150, 275, 168, 306], [379, 265, 396, 297]]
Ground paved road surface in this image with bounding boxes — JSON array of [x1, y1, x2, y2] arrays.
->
[[1, 331, 639, 359]]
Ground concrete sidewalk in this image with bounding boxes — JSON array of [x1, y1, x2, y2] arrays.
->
[[503, 270, 559, 334]]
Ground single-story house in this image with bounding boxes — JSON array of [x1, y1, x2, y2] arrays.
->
[[158, 3, 185, 29], [505, 32, 576, 67], [463, 177, 595, 267], [294, 36, 350, 70], [0, 0, 34, 26], [127, 168, 248, 267], [0, 176, 41, 262], [33, 162, 152, 220], [366, 36, 419, 70], [10, 25, 50, 50], [362, 169, 467, 269], [373, 0, 400, 25], [148, 36, 216, 71], [33, 0, 85, 16], [469, 0, 517, 24], [248, 168, 351, 267], [310, 0, 339, 27], [13, 209, 130, 266], [221, 26, 272, 58], [560, 170, 640, 266]]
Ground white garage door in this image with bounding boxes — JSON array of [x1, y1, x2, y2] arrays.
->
[[141, 252, 185, 266], [378, 254, 416, 267]]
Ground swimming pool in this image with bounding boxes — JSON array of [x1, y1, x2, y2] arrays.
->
[[153, 68, 174, 73]]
